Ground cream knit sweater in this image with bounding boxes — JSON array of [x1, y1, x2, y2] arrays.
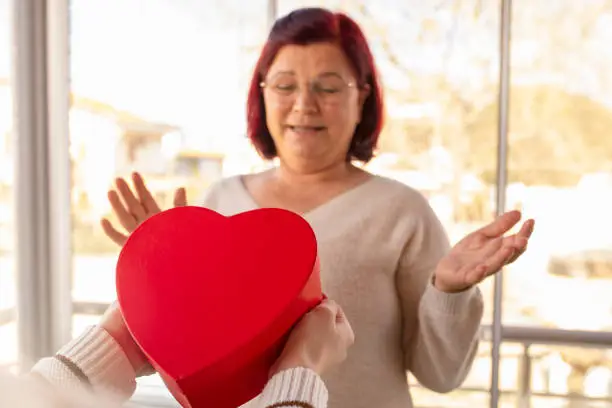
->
[[29, 325, 327, 408], [200, 174, 484, 408]]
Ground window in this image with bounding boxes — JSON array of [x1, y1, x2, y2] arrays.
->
[[276, 1, 612, 407], [504, 0, 612, 331], [68, 0, 270, 397], [44, 1, 612, 406], [499, 1, 612, 406], [277, 0, 500, 405], [0, 0, 17, 372]]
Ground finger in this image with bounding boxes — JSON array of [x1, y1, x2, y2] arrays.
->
[[335, 307, 355, 345], [498, 222, 532, 262], [132, 172, 161, 214], [316, 299, 340, 316], [501, 234, 528, 252], [517, 219, 535, 239], [481, 246, 515, 277], [115, 178, 147, 220], [173, 187, 187, 207], [105, 299, 120, 313], [108, 190, 138, 232], [101, 299, 120, 320], [339, 321, 355, 346], [477, 210, 522, 238], [312, 300, 341, 327], [463, 263, 488, 286], [496, 231, 529, 265], [479, 236, 505, 258], [503, 228, 529, 252], [335, 305, 348, 324], [505, 248, 517, 264], [100, 218, 129, 246], [506, 244, 528, 265]]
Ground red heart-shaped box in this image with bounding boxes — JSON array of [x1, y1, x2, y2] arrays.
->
[[116, 206, 322, 408]]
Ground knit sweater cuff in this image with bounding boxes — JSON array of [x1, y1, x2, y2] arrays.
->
[[30, 325, 137, 400], [423, 281, 482, 315], [260, 367, 328, 408]]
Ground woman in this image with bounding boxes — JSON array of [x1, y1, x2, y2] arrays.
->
[[2, 298, 353, 408], [102, 7, 535, 408]]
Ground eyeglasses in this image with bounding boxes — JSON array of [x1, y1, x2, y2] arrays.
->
[[260, 73, 358, 105]]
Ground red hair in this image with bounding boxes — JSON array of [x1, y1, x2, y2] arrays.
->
[[246, 7, 384, 163]]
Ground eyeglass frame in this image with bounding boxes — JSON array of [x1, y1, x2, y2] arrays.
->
[[259, 72, 365, 104]]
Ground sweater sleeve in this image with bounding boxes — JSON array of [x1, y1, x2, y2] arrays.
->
[[396, 198, 484, 393], [28, 326, 328, 408], [259, 367, 328, 408], [29, 325, 137, 401]]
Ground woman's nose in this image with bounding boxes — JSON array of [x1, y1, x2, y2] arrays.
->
[[292, 86, 318, 113]]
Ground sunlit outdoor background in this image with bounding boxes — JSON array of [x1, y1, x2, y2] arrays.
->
[[3, 1, 612, 407]]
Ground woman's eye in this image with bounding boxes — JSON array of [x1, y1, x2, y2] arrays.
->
[[274, 83, 296, 92], [315, 83, 342, 93]]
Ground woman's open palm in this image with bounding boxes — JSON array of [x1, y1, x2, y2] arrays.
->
[[434, 210, 535, 293], [101, 172, 187, 246]]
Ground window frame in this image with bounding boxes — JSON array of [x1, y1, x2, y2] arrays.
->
[[12, 0, 72, 367], [7, 1, 612, 407]]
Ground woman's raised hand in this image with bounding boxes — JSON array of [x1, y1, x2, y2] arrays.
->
[[100, 172, 187, 246]]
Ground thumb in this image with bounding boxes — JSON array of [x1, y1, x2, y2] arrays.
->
[[316, 300, 340, 321], [334, 306, 354, 344], [173, 187, 187, 207]]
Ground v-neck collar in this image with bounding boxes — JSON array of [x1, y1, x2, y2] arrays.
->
[[230, 173, 378, 220]]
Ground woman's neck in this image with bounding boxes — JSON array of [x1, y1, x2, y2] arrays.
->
[[273, 161, 357, 188]]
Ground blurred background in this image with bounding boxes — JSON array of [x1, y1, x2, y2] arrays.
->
[[3, 0, 612, 407]]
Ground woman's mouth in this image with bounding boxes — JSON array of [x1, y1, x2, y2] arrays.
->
[[287, 125, 326, 135]]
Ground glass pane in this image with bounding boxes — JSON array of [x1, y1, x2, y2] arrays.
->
[[278, 0, 500, 406], [276, 0, 500, 323], [0, 0, 17, 370], [502, 0, 612, 331], [69, 0, 270, 393], [499, 343, 612, 408]]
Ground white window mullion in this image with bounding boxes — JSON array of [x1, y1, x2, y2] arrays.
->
[[12, 0, 72, 369], [46, 0, 72, 355]]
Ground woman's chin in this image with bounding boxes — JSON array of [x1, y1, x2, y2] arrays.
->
[[288, 146, 327, 161], [281, 140, 326, 158]]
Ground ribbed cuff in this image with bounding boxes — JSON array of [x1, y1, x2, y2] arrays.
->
[[423, 281, 482, 315], [260, 367, 327, 408], [31, 325, 137, 400]]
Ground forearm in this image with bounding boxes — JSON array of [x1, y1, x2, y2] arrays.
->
[[259, 367, 328, 408], [408, 282, 483, 393]]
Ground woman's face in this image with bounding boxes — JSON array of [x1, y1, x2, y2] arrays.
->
[[262, 42, 368, 172]]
